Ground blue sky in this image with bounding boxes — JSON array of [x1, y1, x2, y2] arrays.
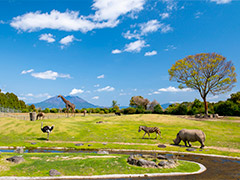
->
[[0, 0, 239, 107]]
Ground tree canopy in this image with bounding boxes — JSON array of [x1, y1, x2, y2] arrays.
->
[[130, 96, 150, 109], [168, 53, 237, 114], [0, 90, 27, 110]]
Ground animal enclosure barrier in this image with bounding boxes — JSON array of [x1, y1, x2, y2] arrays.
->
[[0, 112, 82, 120]]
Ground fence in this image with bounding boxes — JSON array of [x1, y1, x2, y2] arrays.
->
[[0, 111, 84, 120], [0, 107, 21, 113]]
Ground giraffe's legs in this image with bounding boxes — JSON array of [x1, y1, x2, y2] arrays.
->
[[66, 107, 69, 117]]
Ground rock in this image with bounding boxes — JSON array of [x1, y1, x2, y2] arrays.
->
[[157, 155, 167, 160], [6, 156, 24, 164], [157, 144, 166, 148], [14, 147, 24, 154], [88, 144, 92, 147], [75, 143, 84, 146], [49, 169, 61, 176], [97, 150, 109, 154], [208, 114, 213, 118], [96, 121, 103, 124], [127, 155, 158, 168], [31, 142, 37, 145], [195, 114, 201, 118], [186, 148, 196, 151], [158, 160, 176, 168], [203, 114, 209, 118], [158, 161, 168, 167], [137, 159, 158, 168], [102, 143, 107, 145], [213, 114, 219, 118]]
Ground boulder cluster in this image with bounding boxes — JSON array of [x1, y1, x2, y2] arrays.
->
[[127, 154, 177, 169]]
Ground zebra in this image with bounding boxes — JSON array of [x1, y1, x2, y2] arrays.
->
[[138, 126, 162, 139]]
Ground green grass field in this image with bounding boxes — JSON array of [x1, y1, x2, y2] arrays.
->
[[0, 153, 200, 176], [0, 114, 239, 157]]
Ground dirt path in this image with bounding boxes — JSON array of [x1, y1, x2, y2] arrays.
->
[[27, 140, 240, 153], [180, 115, 240, 123]]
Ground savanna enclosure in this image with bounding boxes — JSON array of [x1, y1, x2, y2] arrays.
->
[[0, 114, 239, 156]]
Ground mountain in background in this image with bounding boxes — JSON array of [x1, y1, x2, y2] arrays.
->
[[161, 103, 171, 110], [33, 96, 98, 109]]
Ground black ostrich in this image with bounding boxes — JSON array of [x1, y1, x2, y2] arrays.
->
[[41, 122, 54, 141]]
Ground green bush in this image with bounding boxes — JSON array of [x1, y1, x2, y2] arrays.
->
[[99, 110, 105, 114], [123, 107, 136, 114], [153, 104, 163, 114], [43, 108, 50, 113], [50, 108, 58, 113]]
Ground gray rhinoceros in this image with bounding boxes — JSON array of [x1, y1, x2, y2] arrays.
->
[[173, 129, 206, 148]]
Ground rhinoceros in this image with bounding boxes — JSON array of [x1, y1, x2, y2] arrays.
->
[[173, 129, 206, 148]]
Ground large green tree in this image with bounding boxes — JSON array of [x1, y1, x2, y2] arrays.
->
[[169, 53, 237, 115]]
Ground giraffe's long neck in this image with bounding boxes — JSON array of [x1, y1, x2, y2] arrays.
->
[[60, 95, 68, 104]]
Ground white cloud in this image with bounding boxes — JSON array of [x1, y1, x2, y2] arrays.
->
[[21, 69, 34, 74], [60, 35, 74, 45], [10, 1, 146, 33], [94, 84, 100, 87], [39, 33, 55, 43], [124, 40, 148, 53], [195, 12, 203, 19], [97, 74, 105, 79], [140, 20, 162, 35], [148, 91, 160, 95], [92, 0, 146, 21], [208, 95, 219, 100], [36, 93, 52, 98], [164, 45, 176, 51], [70, 88, 84, 95], [144, 50, 157, 56], [31, 70, 71, 80], [97, 86, 115, 92], [26, 93, 34, 97], [169, 101, 183, 104], [0, 20, 5, 24], [10, 10, 96, 33], [210, 0, 232, 4], [18, 97, 27, 100], [22, 93, 52, 99], [158, 86, 193, 92], [160, 24, 173, 33], [120, 92, 127, 96], [92, 96, 99, 99], [162, 0, 178, 11], [122, 30, 141, 40], [122, 20, 172, 41], [160, 13, 170, 19], [112, 49, 122, 54]]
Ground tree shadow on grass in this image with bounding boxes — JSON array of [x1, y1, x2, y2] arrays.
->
[[37, 137, 48, 141], [132, 137, 159, 140], [170, 143, 186, 147]]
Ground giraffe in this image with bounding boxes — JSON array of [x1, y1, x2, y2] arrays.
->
[[58, 95, 75, 117]]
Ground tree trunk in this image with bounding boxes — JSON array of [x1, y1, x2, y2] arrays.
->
[[203, 97, 208, 115]]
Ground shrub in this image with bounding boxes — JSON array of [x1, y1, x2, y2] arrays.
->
[[153, 104, 163, 114], [75, 109, 81, 113], [50, 108, 58, 113], [123, 107, 136, 114], [99, 110, 105, 114], [43, 108, 50, 113], [136, 107, 145, 114]]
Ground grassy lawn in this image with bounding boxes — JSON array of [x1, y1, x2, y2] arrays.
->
[[0, 114, 239, 157], [0, 153, 200, 176]]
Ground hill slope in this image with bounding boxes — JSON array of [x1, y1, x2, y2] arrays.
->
[[34, 96, 98, 109]]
